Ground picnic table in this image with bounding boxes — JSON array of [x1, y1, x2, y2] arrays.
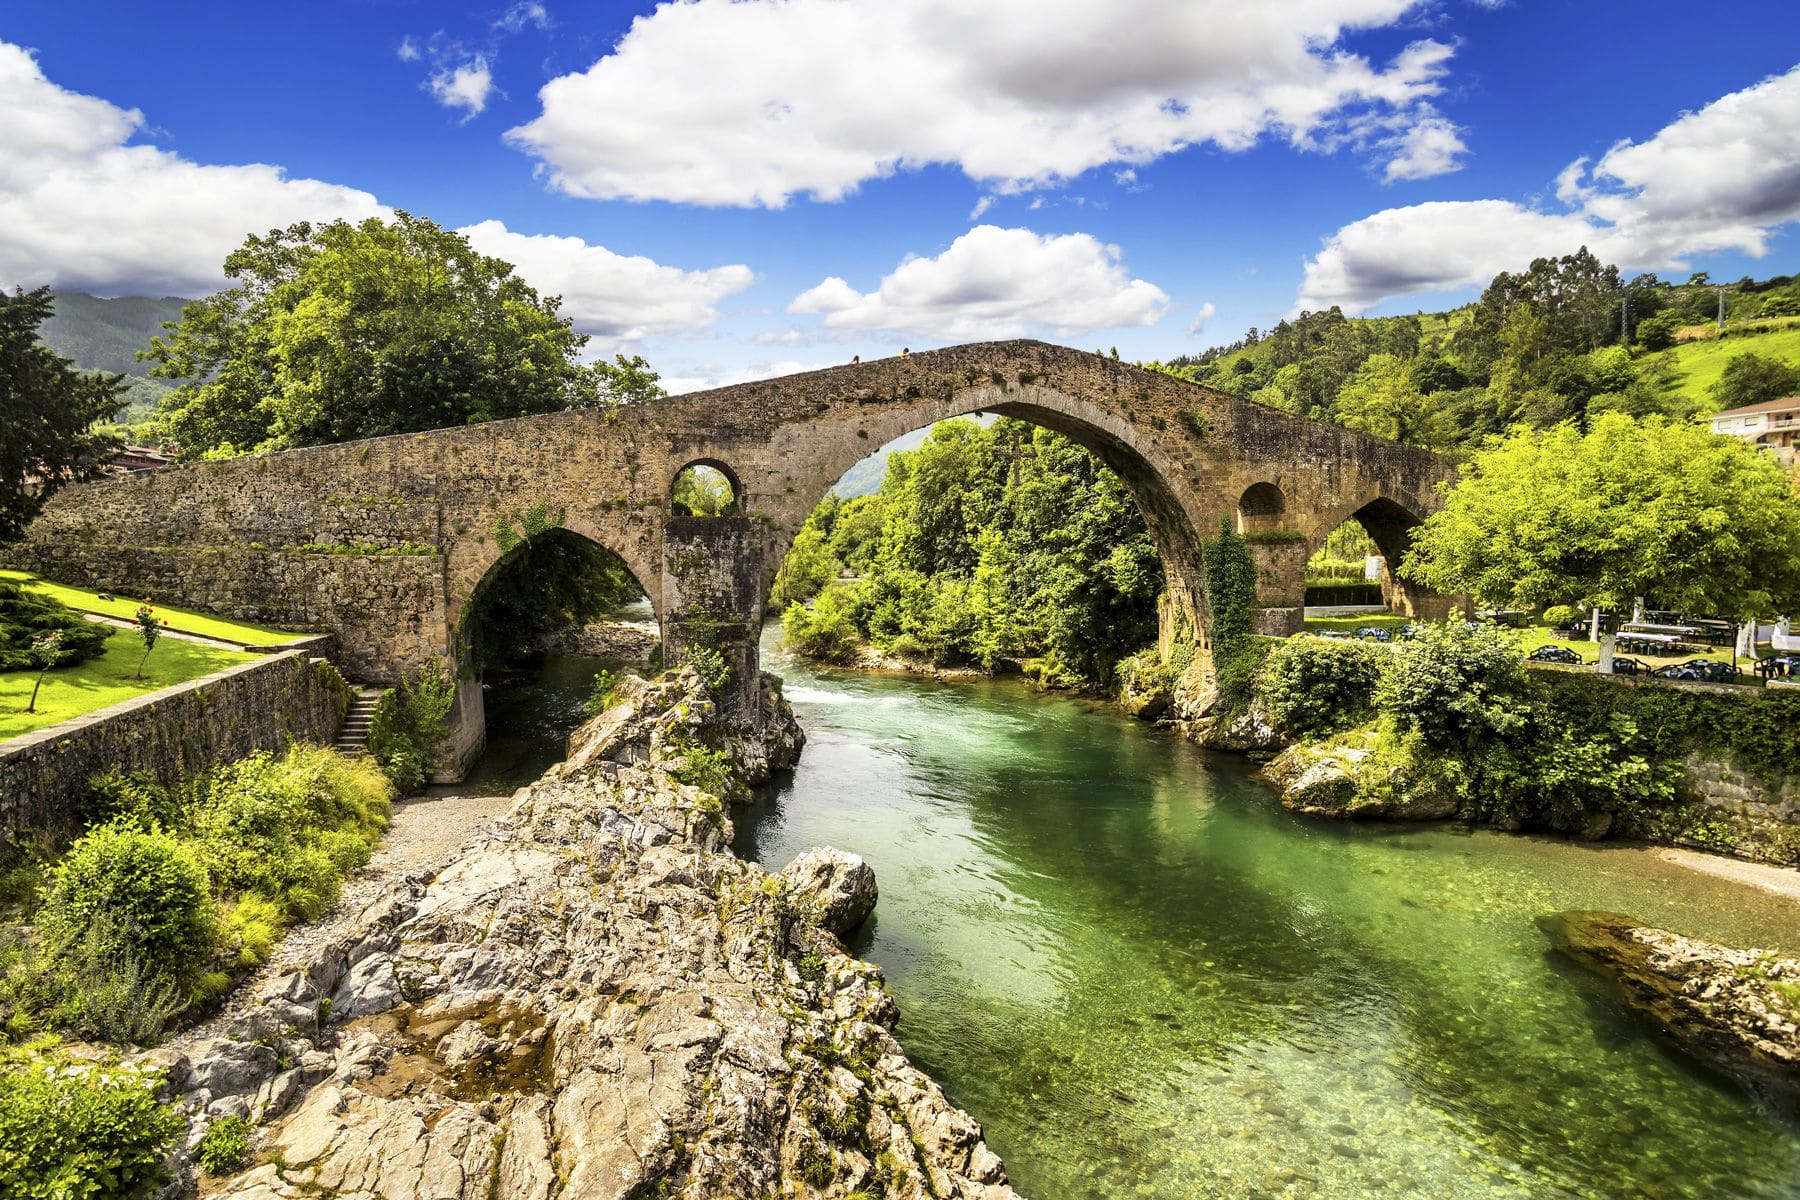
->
[[1622, 622, 1700, 635], [1618, 632, 1683, 655]]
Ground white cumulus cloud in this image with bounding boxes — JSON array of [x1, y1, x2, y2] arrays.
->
[[1298, 63, 1800, 312], [0, 41, 385, 296], [0, 41, 757, 344], [788, 225, 1169, 340], [457, 221, 755, 341], [507, 0, 1460, 207]]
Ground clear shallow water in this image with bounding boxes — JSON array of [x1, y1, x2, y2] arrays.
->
[[469, 637, 1800, 1199]]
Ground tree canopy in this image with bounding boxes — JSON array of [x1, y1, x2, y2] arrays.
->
[[1400, 413, 1800, 619], [144, 213, 599, 457], [779, 418, 1163, 685], [0, 288, 125, 541]]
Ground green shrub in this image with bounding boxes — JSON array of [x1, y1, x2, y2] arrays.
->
[[0, 581, 110, 672], [684, 642, 732, 694], [1541, 604, 1581, 629], [188, 746, 391, 925], [79, 772, 179, 832], [1257, 638, 1382, 736], [0, 1054, 182, 1199], [671, 743, 744, 803], [195, 1114, 252, 1174], [366, 661, 455, 793], [42, 913, 185, 1044], [580, 670, 620, 718], [1374, 622, 1532, 754], [782, 590, 862, 664], [37, 824, 215, 974]]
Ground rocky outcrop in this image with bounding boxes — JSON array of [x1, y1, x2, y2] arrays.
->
[[158, 669, 1015, 1200], [1259, 743, 1457, 821], [538, 621, 660, 663], [1541, 911, 1800, 1114], [782, 848, 879, 938]]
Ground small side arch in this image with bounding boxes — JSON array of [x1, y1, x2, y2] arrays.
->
[[1236, 482, 1289, 535], [670, 459, 743, 516]]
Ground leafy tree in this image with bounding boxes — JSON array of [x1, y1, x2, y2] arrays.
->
[[0, 288, 126, 541], [144, 212, 591, 456], [22, 631, 65, 714], [1401, 414, 1800, 660], [671, 466, 736, 516], [581, 353, 666, 409], [131, 604, 166, 680], [1333, 353, 1435, 446], [1708, 352, 1800, 412]]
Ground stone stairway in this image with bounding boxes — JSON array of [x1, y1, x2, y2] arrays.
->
[[333, 688, 383, 755]]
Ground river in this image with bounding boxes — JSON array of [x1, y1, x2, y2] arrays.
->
[[468, 631, 1800, 1200]]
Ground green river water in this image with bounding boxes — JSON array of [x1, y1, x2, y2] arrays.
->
[[470, 634, 1800, 1200]]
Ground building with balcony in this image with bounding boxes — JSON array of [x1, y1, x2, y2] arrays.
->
[[1707, 396, 1800, 466]]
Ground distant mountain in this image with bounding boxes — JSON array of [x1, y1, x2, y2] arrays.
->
[[39, 292, 190, 376], [38, 292, 193, 424]]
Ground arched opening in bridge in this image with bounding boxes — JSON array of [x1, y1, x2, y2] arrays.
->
[[772, 406, 1190, 691], [1306, 498, 1441, 617], [671, 461, 740, 516], [455, 528, 659, 788], [1236, 482, 1288, 536]]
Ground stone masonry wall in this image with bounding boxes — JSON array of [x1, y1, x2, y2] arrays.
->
[[1680, 753, 1800, 864], [5, 543, 446, 683], [0, 651, 344, 842]]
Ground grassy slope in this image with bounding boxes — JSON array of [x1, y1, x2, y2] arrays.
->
[[0, 571, 305, 645], [1661, 323, 1800, 406], [0, 627, 254, 739]]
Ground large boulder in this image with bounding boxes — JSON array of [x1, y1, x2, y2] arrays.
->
[[782, 847, 879, 937], [1541, 911, 1800, 1113], [1259, 744, 1458, 821]]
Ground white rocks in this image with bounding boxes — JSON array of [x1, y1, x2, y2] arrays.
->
[[782, 847, 879, 937], [156, 670, 1013, 1200]]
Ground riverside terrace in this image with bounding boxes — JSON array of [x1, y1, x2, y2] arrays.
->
[[6, 340, 1458, 778]]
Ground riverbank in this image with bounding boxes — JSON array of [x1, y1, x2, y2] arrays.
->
[[149, 669, 1019, 1199], [743, 650, 1800, 1199]]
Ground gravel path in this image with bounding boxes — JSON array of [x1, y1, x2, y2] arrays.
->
[[173, 791, 513, 1046]]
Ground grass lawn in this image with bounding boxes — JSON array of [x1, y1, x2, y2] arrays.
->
[[0, 570, 305, 645], [1663, 323, 1800, 404], [0, 627, 256, 741]]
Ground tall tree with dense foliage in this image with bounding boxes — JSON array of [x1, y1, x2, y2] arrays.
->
[[1401, 413, 1800, 662], [779, 418, 1162, 686], [144, 213, 593, 457], [0, 287, 125, 541], [1708, 352, 1800, 412]]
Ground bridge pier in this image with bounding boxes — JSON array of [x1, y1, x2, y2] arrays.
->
[[1247, 538, 1307, 637], [662, 515, 770, 733]]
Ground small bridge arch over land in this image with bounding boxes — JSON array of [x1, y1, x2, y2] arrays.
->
[[9, 341, 1457, 775]]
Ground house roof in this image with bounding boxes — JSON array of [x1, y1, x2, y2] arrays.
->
[[1710, 396, 1800, 419]]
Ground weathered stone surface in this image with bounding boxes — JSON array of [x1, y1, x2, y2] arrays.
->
[[782, 847, 879, 937], [0, 651, 343, 841], [1541, 911, 1800, 1113], [165, 671, 1014, 1200]]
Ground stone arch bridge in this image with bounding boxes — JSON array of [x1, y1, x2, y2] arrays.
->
[[9, 341, 1457, 776]]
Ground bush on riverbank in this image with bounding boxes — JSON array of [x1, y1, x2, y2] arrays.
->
[[366, 662, 455, 792], [0, 745, 391, 1045], [1249, 623, 1798, 853], [0, 1046, 182, 1200]]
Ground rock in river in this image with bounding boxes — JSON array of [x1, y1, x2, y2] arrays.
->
[[1541, 910, 1800, 1114], [782, 847, 879, 937]]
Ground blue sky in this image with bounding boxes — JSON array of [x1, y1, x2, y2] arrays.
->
[[3, 1, 1798, 392]]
